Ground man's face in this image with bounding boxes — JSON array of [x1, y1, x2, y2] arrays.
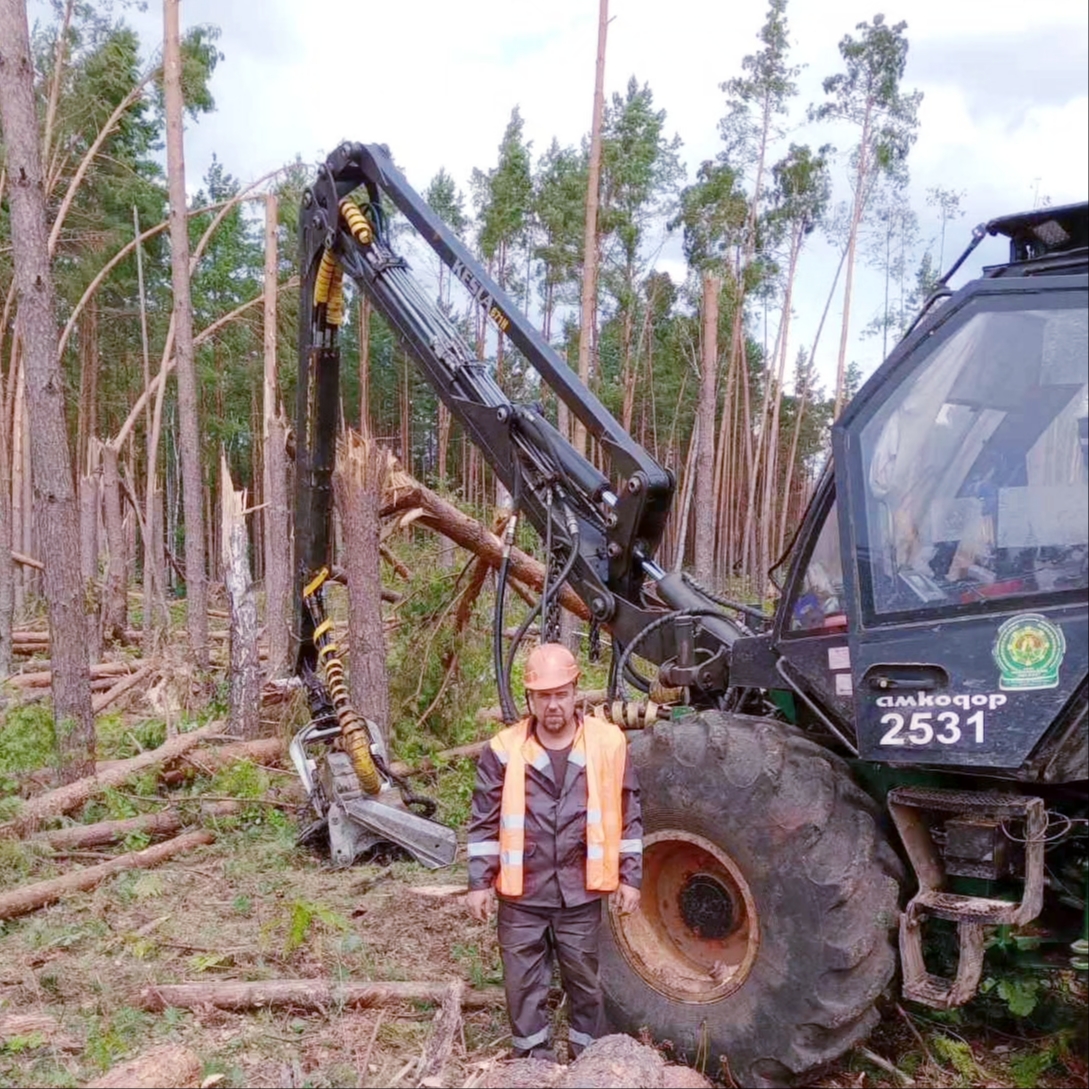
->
[[528, 682, 577, 735]]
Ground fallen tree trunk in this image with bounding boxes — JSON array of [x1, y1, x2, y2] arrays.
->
[[137, 978, 503, 1013], [0, 830, 214, 921], [155, 735, 488, 787], [0, 720, 222, 838], [36, 801, 238, 851], [381, 477, 590, 621], [92, 661, 158, 714], [84, 1043, 202, 1089], [5, 660, 141, 689], [159, 736, 285, 786], [417, 979, 464, 1085]]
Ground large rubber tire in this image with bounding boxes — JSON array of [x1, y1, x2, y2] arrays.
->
[[601, 711, 902, 1087]]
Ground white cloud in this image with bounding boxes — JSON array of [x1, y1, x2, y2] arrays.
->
[[53, 0, 1088, 391]]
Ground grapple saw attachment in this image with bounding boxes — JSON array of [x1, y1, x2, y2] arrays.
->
[[290, 569, 457, 870]]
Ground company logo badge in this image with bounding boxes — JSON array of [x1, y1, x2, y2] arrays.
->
[[993, 613, 1066, 691]]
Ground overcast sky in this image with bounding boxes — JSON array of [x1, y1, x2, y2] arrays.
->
[[45, 0, 1089, 389]]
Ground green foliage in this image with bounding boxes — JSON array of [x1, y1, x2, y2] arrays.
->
[[211, 759, 269, 800], [932, 1035, 981, 1082], [282, 899, 351, 954], [0, 704, 57, 783], [1009, 1044, 1060, 1088], [718, 0, 801, 170], [1, 1032, 45, 1056], [0, 839, 36, 890], [672, 160, 748, 272], [811, 14, 922, 187], [451, 941, 503, 987]]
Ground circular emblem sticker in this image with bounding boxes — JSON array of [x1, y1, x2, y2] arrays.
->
[[993, 614, 1066, 691]]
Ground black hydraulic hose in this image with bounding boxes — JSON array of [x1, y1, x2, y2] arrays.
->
[[494, 462, 523, 724], [609, 607, 741, 702], [680, 572, 763, 631], [504, 506, 580, 704]]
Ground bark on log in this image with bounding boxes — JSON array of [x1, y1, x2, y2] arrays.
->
[[84, 1043, 202, 1089], [0, 830, 214, 921], [92, 661, 157, 714], [36, 801, 238, 850], [381, 474, 589, 621], [417, 979, 464, 1085], [5, 660, 141, 688], [137, 979, 503, 1013], [221, 456, 262, 738], [158, 737, 285, 785], [335, 433, 391, 733], [0, 720, 222, 837]]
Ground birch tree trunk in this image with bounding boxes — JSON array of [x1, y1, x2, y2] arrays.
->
[[163, 0, 208, 666], [573, 0, 608, 459], [692, 272, 720, 580], [0, 0, 94, 776]]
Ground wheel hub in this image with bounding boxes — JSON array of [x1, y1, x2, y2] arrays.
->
[[609, 829, 759, 1003], [679, 874, 735, 940]]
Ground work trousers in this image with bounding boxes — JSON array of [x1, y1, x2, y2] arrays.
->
[[497, 898, 606, 1059]]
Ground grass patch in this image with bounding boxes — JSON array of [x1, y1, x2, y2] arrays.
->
[[0, 704, 56, 785]]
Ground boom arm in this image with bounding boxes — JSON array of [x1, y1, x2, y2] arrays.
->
[[294, 141, 742, 692]]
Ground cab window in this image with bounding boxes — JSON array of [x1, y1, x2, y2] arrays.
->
[[858, 300, 1088, 619], [789, 498, 847, 633]]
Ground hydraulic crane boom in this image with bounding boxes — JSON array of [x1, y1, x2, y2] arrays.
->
[[294, 141, 745, 696]]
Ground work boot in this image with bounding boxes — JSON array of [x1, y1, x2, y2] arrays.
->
[[511, 1046, 559, 1064]]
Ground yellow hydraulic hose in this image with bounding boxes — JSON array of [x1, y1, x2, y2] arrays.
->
[[340, 198, 373, 245], [303, 568, 381, 795]]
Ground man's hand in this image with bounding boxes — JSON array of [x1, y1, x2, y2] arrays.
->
[[612, 883, 641, 916], [466, 887, 496, 922]]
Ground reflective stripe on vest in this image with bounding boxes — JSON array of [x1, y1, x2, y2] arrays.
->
[[489, 714, 627, 897]]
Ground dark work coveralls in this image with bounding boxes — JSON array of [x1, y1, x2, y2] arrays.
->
[[466, 714, 642, 1058]]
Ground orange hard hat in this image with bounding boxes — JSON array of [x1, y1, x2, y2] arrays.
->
[[523, 643, 581, 691]]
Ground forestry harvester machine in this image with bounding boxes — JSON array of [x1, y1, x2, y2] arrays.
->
[[290, 141, 1088, 1086]]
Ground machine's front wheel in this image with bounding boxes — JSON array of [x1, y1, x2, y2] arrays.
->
[[600, 711, 902, 1087]]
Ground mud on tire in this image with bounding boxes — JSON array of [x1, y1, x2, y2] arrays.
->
[[600, 711, 903, 1087]]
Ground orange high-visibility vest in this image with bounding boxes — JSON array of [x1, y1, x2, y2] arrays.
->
[[490, 713, 626, 897]]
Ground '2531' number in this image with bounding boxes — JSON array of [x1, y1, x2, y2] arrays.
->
[[879, 710, 985, 746]]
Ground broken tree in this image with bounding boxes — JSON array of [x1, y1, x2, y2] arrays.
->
[[221, 455, 261, 738]]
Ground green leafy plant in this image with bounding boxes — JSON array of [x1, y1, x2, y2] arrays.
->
[[282, 899, 351, 954]]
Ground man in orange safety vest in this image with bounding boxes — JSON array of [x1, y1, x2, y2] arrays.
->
[[466, 643, 642, 1062]]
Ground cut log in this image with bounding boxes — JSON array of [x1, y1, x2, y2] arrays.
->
[[137, 979, 504, 1013], [84, 1043, 202, 1089], [404, 884, 469, 900], [381, 475, 590, 621], [158, 736, 286, 786], [0, 720, 223, 838], [36, 801, 238, 851], [0, 830, 214, 921], [417, 979, 464, 1085], [5, 660, 141, 689], [91, 661, 158, 714]]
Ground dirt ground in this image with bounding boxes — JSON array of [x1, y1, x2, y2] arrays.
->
[[1, 750, 1086, 1088]]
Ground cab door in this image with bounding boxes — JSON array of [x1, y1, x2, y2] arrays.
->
[[833, 276, 1088, 769]]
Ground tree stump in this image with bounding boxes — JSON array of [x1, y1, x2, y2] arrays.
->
[[334, 433, 391, 735], [221, 455, 261, 739]]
